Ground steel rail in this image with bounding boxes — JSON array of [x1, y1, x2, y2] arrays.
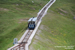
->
[[8, 0, 54, 50], [10, 30, 34, 50]]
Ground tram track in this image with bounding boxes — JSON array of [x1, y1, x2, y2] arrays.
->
[[10, 30, 34, 50], [37, 0, 54, 21], [8, 0, 55, 50]]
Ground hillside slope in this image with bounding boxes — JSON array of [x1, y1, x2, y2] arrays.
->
[[0, 0, 50, 50], [29, 0, 75, 50]]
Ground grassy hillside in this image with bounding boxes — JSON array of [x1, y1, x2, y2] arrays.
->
[[29, 0, 75, 50], [0, 0, 50, 50]]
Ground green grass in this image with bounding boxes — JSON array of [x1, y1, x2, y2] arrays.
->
[[0, 0, 50, 50], [29, 0, 75, 50]]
